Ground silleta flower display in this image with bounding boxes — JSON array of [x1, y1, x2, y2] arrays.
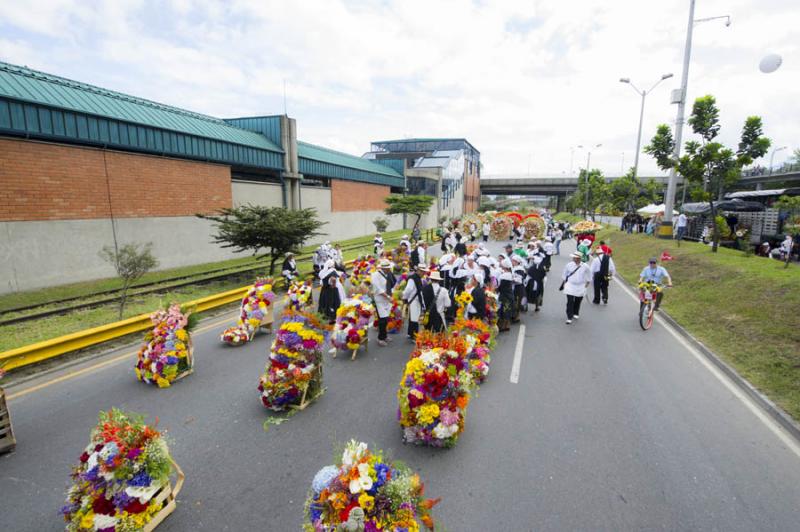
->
[[61, 409, 183, 532], [135, 305, 197, 388], [286, 280, 314, 310], [303, 440, 439, 531], [332, 296, 374, 356], [220, 278, 276, 346], [258, 310, 328, 411], [397, 332, 475, 447], [450, 318, 495, 384], [349, 257, 376, 293]]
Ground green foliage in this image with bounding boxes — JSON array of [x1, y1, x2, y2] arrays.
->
[[198, 205, 326, 274], [687, 95, 721, 141], [372, 217, 389, 233], [384, 194, 435, 230], [644, 124, 676, 170], [775, 195, 800, 213], [606, 170, 664, 213], [574, 169, 609, 218], [100, 242, 159, 319]]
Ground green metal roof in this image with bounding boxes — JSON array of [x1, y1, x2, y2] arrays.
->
[[298, 141, 404, 187], [0, 61, 282, 153]]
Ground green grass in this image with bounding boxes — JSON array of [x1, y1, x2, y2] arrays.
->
[[597, 228, 800, 420], [554, 212, 584, 224], [0, 230, 411, 353], [0, 229, 409, 313]]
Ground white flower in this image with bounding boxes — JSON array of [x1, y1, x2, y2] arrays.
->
[[433, 423, 459, 439], [125, 482, 162, 501], [86, 452, 99, 470], [93, 514, 118, 529], [341, 440, 368, 468], [348, 463, 374, 494], [419, 349, 439, 365]]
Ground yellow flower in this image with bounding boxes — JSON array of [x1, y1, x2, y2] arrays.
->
[[156, 377, 171, 388], [80, 511, 95, 529], [175, 329, 188, 341], [358, 493, 375, 512], [417, 403, 440, 425]]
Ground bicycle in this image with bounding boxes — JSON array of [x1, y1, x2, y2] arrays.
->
[[637, 281, 664, 330]]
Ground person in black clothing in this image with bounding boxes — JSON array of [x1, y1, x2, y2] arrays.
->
[[526, 254, 547, 312], [466, 278, 487, 320], [453, 234, 467, 257], [281, 252, 298, 287], [497, 260, 514, 332], [422, 272, 448, 332], [410, 243, 422, 269], [317, 260, 341, 322], [402, 266, 427, 339], [591, 249, 615, 304]]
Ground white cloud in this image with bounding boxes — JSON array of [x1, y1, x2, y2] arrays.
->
[[0, 0, 797, 175]]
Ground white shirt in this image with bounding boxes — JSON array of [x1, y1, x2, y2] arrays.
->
[[431, 283, 451, 316], [590, 255, 616, 276], [402, 275, 425, 321], [482, 223, 490, 236], [543, 242, 555, 255], [676, 214, 688, 228], [561, 261, 592, 297], [370, 270, 393, 318]]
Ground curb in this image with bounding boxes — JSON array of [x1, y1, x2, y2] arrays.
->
[[616, 275, 800, 445]]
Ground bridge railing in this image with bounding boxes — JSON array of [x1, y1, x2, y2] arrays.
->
[[742, 163, 800, 178]]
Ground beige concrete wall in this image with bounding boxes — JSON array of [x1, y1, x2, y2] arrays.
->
[[231, 180, 283, 208]]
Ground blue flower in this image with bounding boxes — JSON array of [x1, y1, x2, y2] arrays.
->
[[128, 470, 152, 487]]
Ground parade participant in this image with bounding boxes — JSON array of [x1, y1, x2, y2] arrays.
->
[[373, 233, 384, 255], [469, 221, 477, 242], [504, 243, 514, 258], [440, 230, 450, 253], [410, 241, 426, 269], [318, 259, 341, 322], [517, 223, 526, 243], [638, 257, 673, 310], [598, 240, 613, 256], [497, 259, 515, 332], [554, 227, 563, 255], [412, 225, 421, 242], [402, 265, 428, 339], [466, 277, 487, 320], [371, 259, 396, 346], [453, 233, 468, 257], [590, 249, 616, 305], [399, 234, 412, 252], [476, 252, 493, 288], [561, 251, 592, 324], [313, 242, 329, 283], [438, 252, 455, 289], [543, 237, 555, 271], [526, 252, 547, 312], [331, 243, 345, 271], [511, 255, 526, 318], [445, 231, 458, 252], [422, 271, 450, 333], [482, 220, 490, 242], [577, 238, 592, 263], [281, 252, 298, 287]]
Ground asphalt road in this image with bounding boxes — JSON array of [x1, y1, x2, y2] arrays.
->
[[2, 240, 800, 531]]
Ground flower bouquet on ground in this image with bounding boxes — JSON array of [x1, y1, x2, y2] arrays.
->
[[135, 304, 197, 388], [398, 332, 475, 447], [303, 440, 439, 531], [61, 409, 184, 532], [490, 216, 513, 241], [332, 295, 374, 360], [286, 280, 314, 310], [450, 318, 495, 384], [220, 278, 276, 346], [258, 310, 329, 411]]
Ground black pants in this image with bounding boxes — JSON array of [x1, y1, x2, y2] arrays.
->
[[407, 320, 419, 338], [566, 295, 583, 320], [592, 273, 609, 304], [483, 235, 488, 242], [377, 316, 388, 341]]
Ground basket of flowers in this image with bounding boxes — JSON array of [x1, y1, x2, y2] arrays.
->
[[61, 408, 184, 532], [258, 310, 329, 411], [303, 440, 439, 531], [332, 296, 374, 360], [286, 280, 314, 311], [0, 367, 15, 454], [135, 305, 197, 388], [397, 332, 475, 447], [349, 257, 377, 290], [521, 213, 546, 239], [489, 216, 513, 241], [450, 319, 495, 384], [220, 278, 276, 346]]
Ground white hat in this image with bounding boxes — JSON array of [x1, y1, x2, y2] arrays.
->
[[570, 251, 582, 259], [596, 248, 605, 255], [502, 259, 512, 269], [379, 259, 392, 268], [429, 271, 443, 281]]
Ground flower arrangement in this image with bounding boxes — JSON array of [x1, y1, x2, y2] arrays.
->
[[454, 291, 473, 320], [398, 333, 474, 447], [286, 280, 314, 310], [572, 220, 603, 233], [61, 408, 181, 532], [450, 318, 494, 384], [489, 216, 513, 240], [484, 287, 499, 330], [388, 247, 409, 273], [521, 214, 546, 239], [303, 440, 439, 531], [349, 257, 377, 290], [220, 278, 276, 346], [135, 304, 197, 388], [258, 310, 329, 411], [332, 296, 375, 352]]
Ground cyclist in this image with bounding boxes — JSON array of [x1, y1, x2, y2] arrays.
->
[[638, 257, 673, 311]]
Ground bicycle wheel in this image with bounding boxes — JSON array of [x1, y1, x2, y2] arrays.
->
[[639, 301, 653, 330]]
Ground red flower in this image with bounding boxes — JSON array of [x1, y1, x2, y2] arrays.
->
[[79, 452, 90, 463], [339, 500, 360, 522], [125, 499, 150, 514], [92, 495, 116, 515]]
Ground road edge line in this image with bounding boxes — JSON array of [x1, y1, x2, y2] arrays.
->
[[510, 324, 526, 384], [612, 275, 800, 448]]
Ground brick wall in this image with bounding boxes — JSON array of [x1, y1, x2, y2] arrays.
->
[[0, 138, 232, 221], [331, 179, 390, 212]]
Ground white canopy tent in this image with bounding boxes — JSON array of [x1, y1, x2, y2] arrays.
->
[[637, 203, 678, 216]]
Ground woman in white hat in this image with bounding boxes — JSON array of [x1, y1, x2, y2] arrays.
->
[[318, 259, 340, 322], [561, 251, 592, 324], [371, 259, 396, 346], [422, 270, 450, 333]]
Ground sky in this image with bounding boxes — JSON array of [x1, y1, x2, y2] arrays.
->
[[0, 0, 798, 177]]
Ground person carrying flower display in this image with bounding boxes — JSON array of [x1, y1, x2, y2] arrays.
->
[[526, 252, 547, 312], [373, 233, 384, 255], [371, 259, 396, 347], [402, 264, 428, 340], [465, 277, 487, 320], [220, 278, 276, 345], [422, 271, 450, 333], [496, 259, 514, 332]]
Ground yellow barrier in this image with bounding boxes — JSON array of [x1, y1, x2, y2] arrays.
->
[[0, 259, 360, 371]]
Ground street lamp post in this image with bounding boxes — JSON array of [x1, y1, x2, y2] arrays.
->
[[662, 1, 731, 238], [769, 146, 787, 175], [619, 73, 673, 179]]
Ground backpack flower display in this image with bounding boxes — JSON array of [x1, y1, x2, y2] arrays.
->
[[303, 440, 439, 531], [135, 305, 196, 388], [331, 296, 374, 359], [450, 318, 495, 384], [286, 280, 314, 311], [220, 278, 275, 346], [61, 409, 184, 532]]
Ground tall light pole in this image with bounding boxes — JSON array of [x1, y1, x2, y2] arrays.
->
[[619, 73, 673, 179], [769, 146, 787, 175], [662, 2, 731, 238], [581, 143, 602, 218]]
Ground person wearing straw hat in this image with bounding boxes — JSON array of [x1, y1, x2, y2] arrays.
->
[[371, 259, 396, 346], [402, 264, 428, 339], [561, 251, 592, 324], [590, 248, 616, 305], [318, 259, 340, 322], [422, 270, 450, 333]]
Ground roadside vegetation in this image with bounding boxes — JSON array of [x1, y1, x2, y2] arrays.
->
[[596, 227, 800, 420]]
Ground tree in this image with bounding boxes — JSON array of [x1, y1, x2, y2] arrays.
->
[[198, 205, 326, 274], [372, 217, 389, 233], [384, 194, 435, 231], [574, 169, 609, 219], [645, 95, 770, 252], [100, 242, 159, 319]]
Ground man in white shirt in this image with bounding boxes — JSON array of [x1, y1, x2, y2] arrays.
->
[[561, 251, 592, 324], [675, 212, 688, 241], [590, 249, 616, 305], [482, 221, 491, 242], [371, 260, 396, 346], [402, 265, 427, 339]]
